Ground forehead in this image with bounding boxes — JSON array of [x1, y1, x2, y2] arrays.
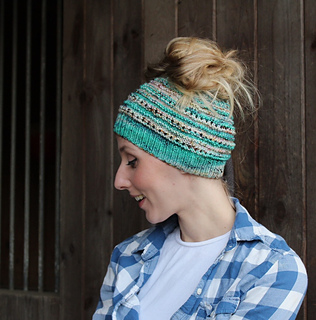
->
[[116, 136, 142, 154]]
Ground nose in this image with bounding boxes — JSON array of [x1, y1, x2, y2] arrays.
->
[[114, 163, 131, 190]]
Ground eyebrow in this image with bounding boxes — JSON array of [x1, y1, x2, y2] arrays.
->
[[119, 145, 134, 154]]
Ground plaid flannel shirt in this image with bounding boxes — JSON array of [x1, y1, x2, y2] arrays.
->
[[93, 198, 307, 319]]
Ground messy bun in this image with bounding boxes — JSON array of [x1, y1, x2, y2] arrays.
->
[[145, 37, 255, 116]]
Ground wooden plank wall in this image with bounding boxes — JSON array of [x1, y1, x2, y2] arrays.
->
[[61, 0, 314, 319]]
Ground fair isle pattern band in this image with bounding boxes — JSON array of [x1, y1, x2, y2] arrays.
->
[[114, 77, 236, 178]]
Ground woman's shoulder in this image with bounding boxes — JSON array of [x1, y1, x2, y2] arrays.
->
[[232, 198, 306, 278]]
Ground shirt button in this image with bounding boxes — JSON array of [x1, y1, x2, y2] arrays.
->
[[196, 288, 202, 295]]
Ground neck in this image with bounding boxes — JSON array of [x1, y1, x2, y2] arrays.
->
[[177, 178, 235, 242]]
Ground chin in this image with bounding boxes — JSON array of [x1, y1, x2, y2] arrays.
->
[[145, 211, 169, 225]]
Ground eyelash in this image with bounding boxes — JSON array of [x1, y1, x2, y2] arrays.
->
[[127, 158, 137, 168]]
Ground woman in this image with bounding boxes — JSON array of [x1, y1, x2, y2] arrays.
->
[[93, 37, 307, 319]]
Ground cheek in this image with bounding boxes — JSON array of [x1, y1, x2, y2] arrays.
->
[[132, 169, 152, 189]]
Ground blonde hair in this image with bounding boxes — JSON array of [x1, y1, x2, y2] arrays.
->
[[145, 37, 256, 117]]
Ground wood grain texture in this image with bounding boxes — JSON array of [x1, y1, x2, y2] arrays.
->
[[257, 0, 304, 257], [178, 0, 214, 38], [61, 0, 85, 318], [305, 0, 316, 317], [256, 5, 307, 316], [83, 1, 113, 318], [0, 291, 60, 320], [143, 0, 177, 66], [216, 0, 257, 215]]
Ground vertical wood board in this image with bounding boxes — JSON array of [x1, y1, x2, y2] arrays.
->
[[257, 0, 304, 259], [305, 0, 316, 317], [177, 0, 214, 38], [143, 0, 177, 67], [83, 1, 113, 318], [61, 0, 85, 318]]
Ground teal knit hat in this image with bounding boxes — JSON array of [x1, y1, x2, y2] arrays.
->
[[114, 77, 235, 178]]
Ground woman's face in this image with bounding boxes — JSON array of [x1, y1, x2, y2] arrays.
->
[[114, 136, 191, 224]]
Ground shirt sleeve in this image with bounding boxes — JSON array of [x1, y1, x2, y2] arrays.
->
[[92, 255, 118, 319], [230, 253, 308, 320]]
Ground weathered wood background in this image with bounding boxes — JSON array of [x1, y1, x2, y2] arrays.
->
[[60, 0, 315, 319]]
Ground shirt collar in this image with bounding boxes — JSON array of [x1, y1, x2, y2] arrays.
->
[[226, 198, 263, 250], [132, 215, 178, 260]]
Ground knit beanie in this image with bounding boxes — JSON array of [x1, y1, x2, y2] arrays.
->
[[113, 77, 235, 178]]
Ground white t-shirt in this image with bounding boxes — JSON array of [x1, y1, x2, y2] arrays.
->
[[138, 227, 230, 320]]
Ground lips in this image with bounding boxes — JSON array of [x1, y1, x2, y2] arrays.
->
[[133, 194, 146, 208]]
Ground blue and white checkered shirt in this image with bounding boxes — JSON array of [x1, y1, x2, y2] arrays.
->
[[93, 198, 307, 319]]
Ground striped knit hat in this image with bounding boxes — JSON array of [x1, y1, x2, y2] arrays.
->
[[114, 77, 235, 178]]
